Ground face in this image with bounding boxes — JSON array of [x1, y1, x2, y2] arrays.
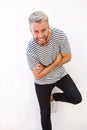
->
[[30, 21, 51, 46]]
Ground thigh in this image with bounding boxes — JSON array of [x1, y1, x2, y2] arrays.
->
[[35, 83, 53, 107], [55, 74, 80, 96]]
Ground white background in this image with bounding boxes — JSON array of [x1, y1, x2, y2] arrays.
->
[[0, 0, 87, 130]]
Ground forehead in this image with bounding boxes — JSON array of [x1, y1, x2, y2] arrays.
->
[[30, 21, 48, 30]]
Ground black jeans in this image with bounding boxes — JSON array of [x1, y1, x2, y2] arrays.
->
[[35, 74, 82, 130]]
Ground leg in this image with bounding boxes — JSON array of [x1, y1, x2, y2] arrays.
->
[[53, 74, 82, 104], [35, 83, 53, 130]]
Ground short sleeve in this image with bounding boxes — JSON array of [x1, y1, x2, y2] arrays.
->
[[58, 31, 71, 54], [26, 54, 39, 70]]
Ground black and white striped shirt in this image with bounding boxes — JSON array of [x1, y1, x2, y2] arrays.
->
[[26, 27, 71, 84]]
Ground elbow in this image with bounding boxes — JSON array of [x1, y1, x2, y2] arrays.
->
[[67, 53, 72, 62], [34, 73, 43, 80], [69, 54, 72, 61], [32, 70, 42, 80], [35, 75, 42, 80], [32, 70, 44, 80], [68, 56, 72, 62]]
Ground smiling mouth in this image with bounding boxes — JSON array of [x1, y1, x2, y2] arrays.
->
[[38, 38, 44, 41]]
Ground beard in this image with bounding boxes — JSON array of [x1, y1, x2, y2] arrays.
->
[[35, 33, 50, 46]]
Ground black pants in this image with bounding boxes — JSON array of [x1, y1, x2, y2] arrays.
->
[[35, 74, 82, 130]]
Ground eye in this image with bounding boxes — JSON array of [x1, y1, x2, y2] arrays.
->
[[42, 28, 46, 33], [34, 30, 38, 34]]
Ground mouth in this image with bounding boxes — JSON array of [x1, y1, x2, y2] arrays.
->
[[38, 38, 45, 44], [38, 38, 45, 41], [37, 38, 45, 46]]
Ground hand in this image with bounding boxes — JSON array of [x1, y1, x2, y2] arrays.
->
[[34, 64, 45, 73]]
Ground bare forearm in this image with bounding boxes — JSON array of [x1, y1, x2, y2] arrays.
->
[[32, 53, 62, 80], [32, 60, 60, 79], [58, 57, 71, 67], [58, 53, 71, 66], [32, 53, 71, 80]]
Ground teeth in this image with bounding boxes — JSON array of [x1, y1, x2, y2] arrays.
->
[[39, 39, 44, 41], [39, 38, 44, 39]]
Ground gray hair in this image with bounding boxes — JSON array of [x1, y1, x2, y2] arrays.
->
[[29, 11, 49, 25]]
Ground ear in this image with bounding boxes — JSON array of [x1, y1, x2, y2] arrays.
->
[[47, 24, 50, 31], [48, 25, 50, 30], [48, 25, 51, 32]]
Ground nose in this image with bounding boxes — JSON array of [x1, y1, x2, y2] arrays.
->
[[38, 32, 43, 38]]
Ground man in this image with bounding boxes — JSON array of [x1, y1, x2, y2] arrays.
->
[[26, 11, 82, 130]]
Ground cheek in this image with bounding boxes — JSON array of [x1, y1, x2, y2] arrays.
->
[[45, 31, 49, 38], [32, 32, 37, 38], [34, 34, 38, 38], [46, 29, 49, 35]]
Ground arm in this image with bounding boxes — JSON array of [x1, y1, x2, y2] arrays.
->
[[32, 53, 62, 79], [32, 52, 71, 80], [58, 52, 71, 66]]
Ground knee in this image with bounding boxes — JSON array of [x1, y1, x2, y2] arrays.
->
[[72, 94, 82, 105]]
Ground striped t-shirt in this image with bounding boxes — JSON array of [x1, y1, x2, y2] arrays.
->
[[26, 27, 71, 85]]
